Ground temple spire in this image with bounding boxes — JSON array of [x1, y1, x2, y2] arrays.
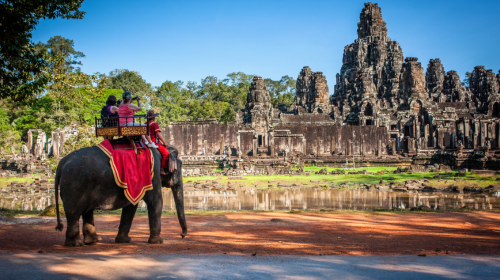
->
[[357, 2, 388, 39]]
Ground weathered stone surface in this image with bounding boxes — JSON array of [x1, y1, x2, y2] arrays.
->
[[357, 2, 387, 39], [470, 66, 499, 113], [426, 58, 445, 98], [291, 67, 330, 114], [443, 71, 468, 102], [400, 57, 427, 101]]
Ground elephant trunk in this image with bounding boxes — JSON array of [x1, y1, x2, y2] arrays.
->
[[172, 179, 187, 238]]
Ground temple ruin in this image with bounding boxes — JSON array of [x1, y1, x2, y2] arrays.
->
[[159, 2, 500, 172]]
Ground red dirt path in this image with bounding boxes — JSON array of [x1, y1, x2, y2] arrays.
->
[[1, 212, 499, 256]]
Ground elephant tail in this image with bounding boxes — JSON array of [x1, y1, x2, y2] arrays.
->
[[54, 163, 64, 231]]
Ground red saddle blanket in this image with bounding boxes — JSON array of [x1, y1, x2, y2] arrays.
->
[[97, 139, 154, 205]]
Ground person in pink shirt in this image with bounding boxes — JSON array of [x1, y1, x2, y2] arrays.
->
[[118, 92, 158, 148]]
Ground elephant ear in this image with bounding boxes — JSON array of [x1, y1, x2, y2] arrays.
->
[[168, 153, 177, 174], [167, 146, 178, 158]]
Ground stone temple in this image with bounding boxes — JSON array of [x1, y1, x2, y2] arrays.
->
[[159, 2, 500, 173]]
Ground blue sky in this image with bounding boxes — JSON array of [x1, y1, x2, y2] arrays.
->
[[32, 0, 500, 89]]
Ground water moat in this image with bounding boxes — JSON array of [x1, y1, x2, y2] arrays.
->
[[2, 186, 499, 212]]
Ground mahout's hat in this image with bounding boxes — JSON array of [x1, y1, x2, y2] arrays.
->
[[147, 110, 160, 118]]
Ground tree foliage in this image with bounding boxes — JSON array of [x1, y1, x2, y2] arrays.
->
[[0, 0, 85, 102], [462, 71, 472, 88], [153, 72, 296, 126], [35, 35, 85, 73], [106, 69, 153, 103]]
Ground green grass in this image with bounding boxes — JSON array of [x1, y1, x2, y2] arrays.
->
[[0, 173, 55, 188], [293, 166, 399, 173], [183, 167, 500, 189]]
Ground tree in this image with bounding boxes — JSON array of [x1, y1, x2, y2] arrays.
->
[[0, 101, 21, 151], [0, 0, 85, 102], [265, 75, 296, 108], [155, 80, 192, 125], [43, 56, 107, 128], [35, 35, 85, 73], [462, 71, 471, 88], [106, 69, 153, 105]]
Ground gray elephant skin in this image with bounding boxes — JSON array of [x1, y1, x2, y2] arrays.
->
[[54, 146, 186, 246]]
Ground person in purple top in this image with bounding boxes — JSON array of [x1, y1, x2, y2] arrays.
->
[[101, 95, 119, 139]]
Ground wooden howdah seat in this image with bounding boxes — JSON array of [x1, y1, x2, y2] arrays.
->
[[95, 115, 150, 150]]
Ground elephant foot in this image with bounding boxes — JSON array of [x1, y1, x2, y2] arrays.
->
[[65, 237, 84, 247], [84, 234, 101, 245], [148, 236, 164, 244], [115, 235, 131, 243]]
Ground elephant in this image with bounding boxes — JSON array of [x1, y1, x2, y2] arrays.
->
[[54, 145, 186, 246]]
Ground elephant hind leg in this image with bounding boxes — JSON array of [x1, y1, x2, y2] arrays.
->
[[64, 212, 84, 247], [82, 210, 101, 245]]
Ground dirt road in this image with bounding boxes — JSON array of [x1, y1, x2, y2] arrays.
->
[[1, 212, 499, 255]]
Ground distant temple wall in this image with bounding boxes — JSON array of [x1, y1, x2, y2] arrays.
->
[[160, 123, 240, 156], [273, 125, 389, 156], [160, 122, 389, 157]]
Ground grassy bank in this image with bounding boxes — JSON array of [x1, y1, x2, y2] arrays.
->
[[184, 167, 500, 189]]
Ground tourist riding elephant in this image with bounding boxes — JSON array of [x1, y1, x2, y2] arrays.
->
[[54, 145, 186, 246]]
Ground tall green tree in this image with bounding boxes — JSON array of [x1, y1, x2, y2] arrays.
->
[[106, 69, 154, 106], [265, 75, 296, 108], [0, 0, 85, 102], [0, 100, 21, 151], [35, 35, 85, 73]]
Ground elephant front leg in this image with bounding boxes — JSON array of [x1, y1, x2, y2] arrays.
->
[[115, 203, 138, 243], [144, 193, 163, 244], [82, 210, 101, 245]]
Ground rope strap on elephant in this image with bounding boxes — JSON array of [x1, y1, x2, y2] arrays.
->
[[97, 139, 154, 205]]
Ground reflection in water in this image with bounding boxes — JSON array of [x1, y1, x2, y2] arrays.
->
[[1, 187, 499, 212], [141, 187, 500, 212]]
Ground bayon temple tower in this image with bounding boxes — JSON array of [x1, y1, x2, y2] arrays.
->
[[162, 2, 500, 169]]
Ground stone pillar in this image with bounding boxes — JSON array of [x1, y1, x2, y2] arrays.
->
[[60, 131, 65, 155], [236, 133, 240, 156], [204, 140, 208, 157], [436, 129, 442, 149], [464, 121, 470, 137], [330, 136, 335, 155], [392, 140, 396, 155], [473, 133, 478, 149], [361, 135, 365, 156], [424, 124, 428, 142], [269, 132, 274, 156], [252, 137, 257, 156], [27, 130, 32, 154], [316, 137, 321, 156], [346, 140, 350, 156], [481, 122, 487, 146], [415, 122, 420, 139], [429, 124, 434, 147], [220, 134, 224, 155], [488, 123, 494, 140], [188, 135, 192, 155], [52, 132, 59, 157], [302, 138, 306, 155], [41, 132, 47, 153], [377, 140, 382, 156]]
